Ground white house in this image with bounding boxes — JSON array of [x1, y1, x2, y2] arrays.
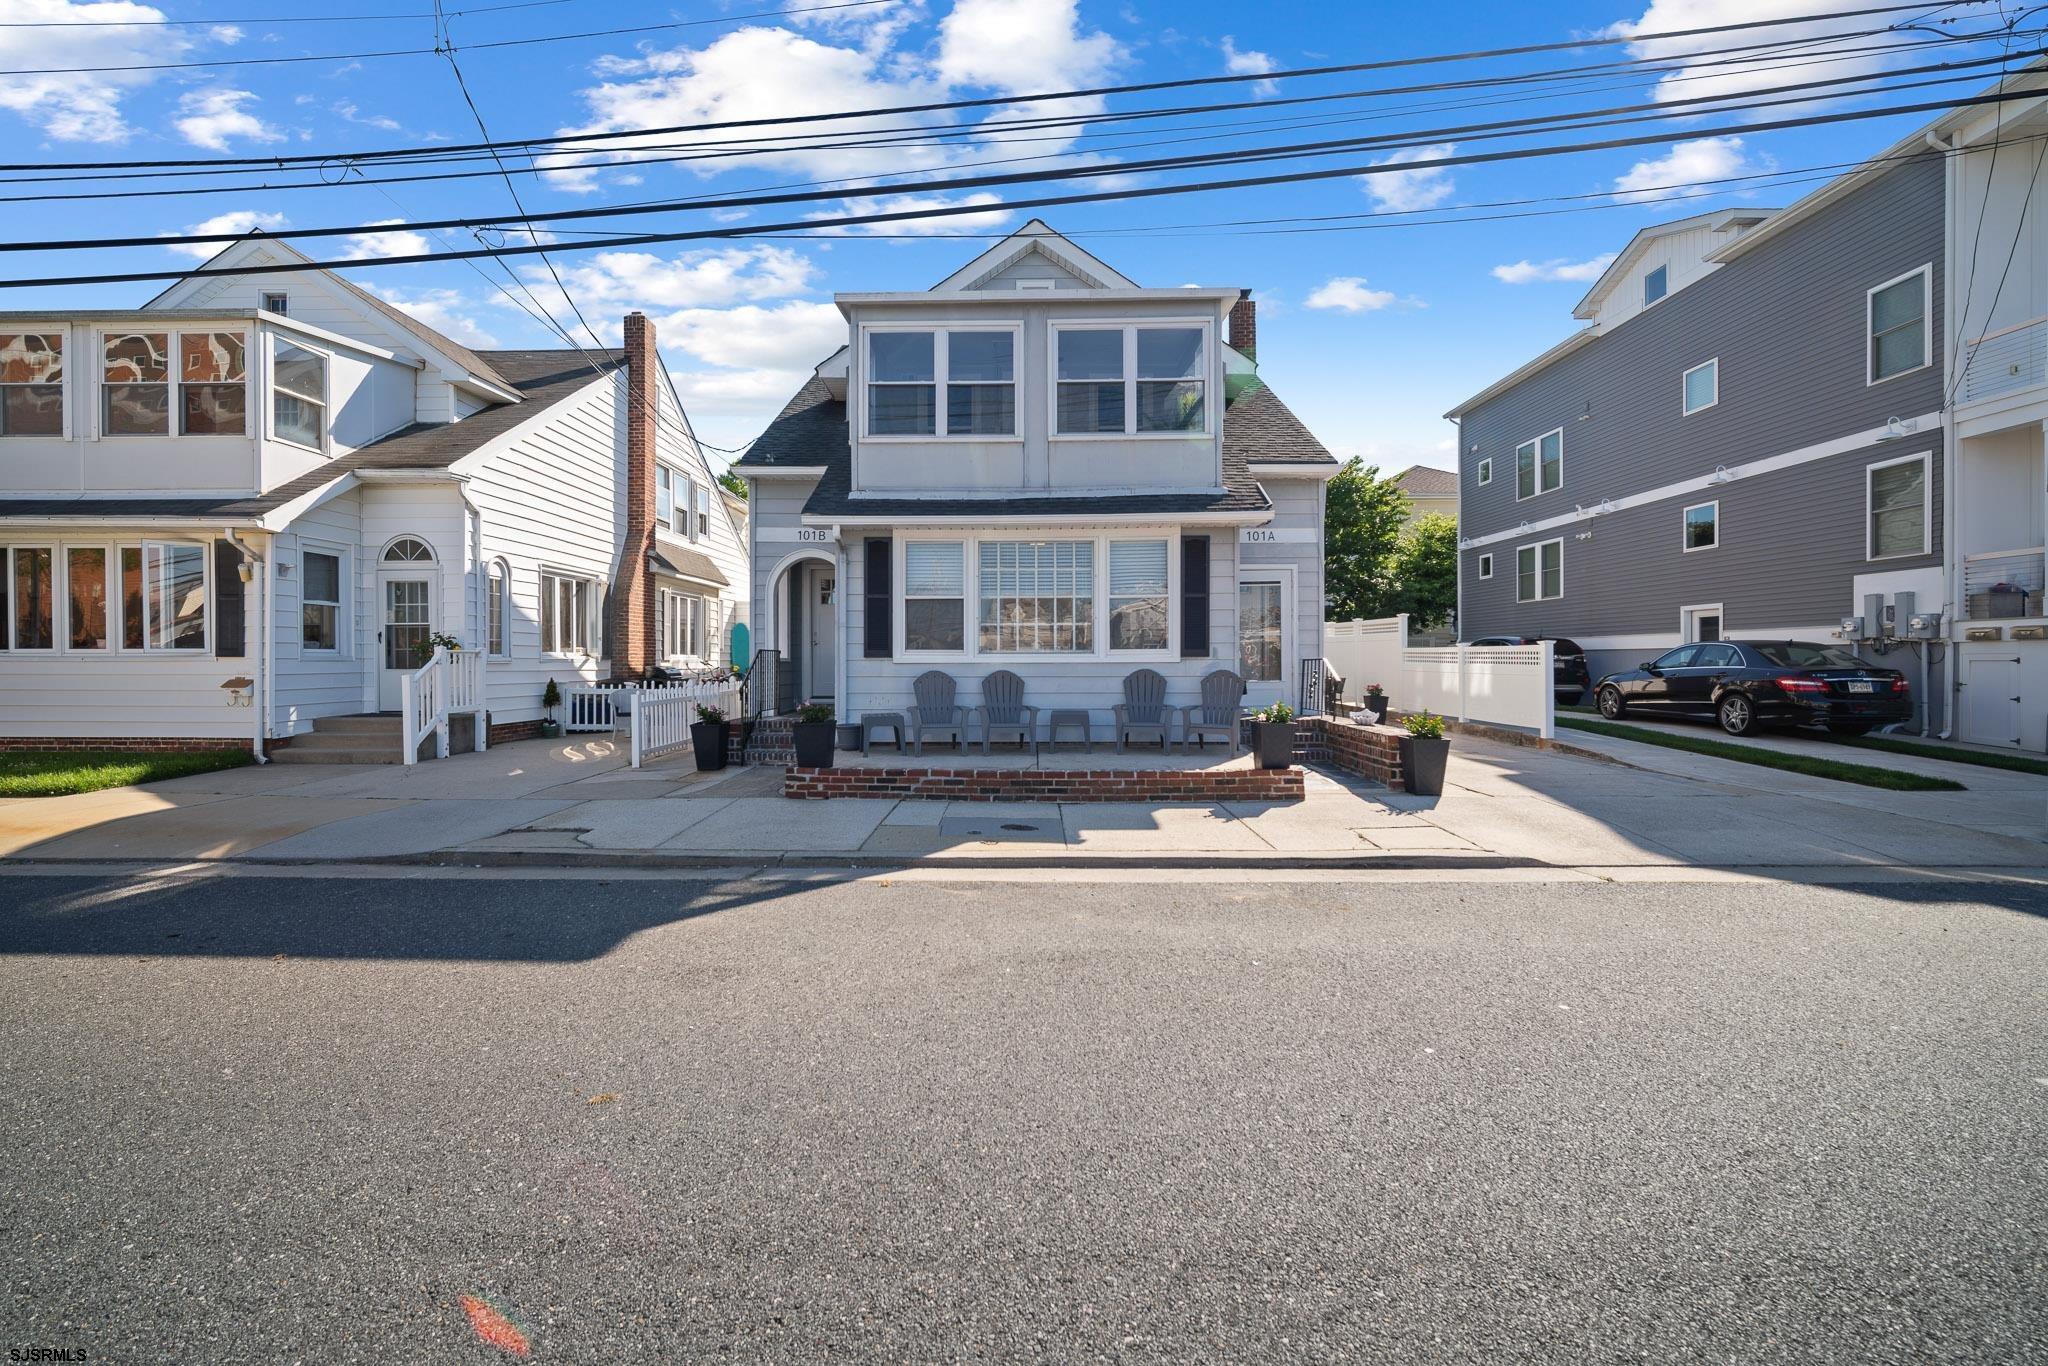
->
[[732, 221, 1337, 737], [0, 236, 746, 761]]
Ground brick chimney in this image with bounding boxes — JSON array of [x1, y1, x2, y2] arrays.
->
[[611, 311, 657, 679], [1227, 291, 1256, 361]]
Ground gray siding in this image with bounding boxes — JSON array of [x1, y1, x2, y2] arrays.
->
[[1458, 154, 1947, 647]]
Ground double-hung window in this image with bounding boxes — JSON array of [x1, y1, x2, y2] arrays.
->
[[272, 340, 326, 449], [903, 541, 965, 652], [693, 480, 711, 538], [656, 467, 675, 531], [1515, 428, 1562, 500], [0, 332, 64, 437], [540, 571, 593, 654], [1107, 539, 1169, 650], [1054, 324, 1209, 435], [102, 330, 247, 437], [1868, 266, 1930, 383], [1516, 539, 1563, 603], [866, 329, 1016, 437], [978, 540, 1094, 653], [487, 560, 508, 656], [302, 550, 341, 650], [659, 588, 702, 659], [1682, 358, 1718, 415], [1867, 453, 1929, 559]]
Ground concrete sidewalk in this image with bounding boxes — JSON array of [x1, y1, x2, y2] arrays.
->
[[0, 732, 2040, 871]]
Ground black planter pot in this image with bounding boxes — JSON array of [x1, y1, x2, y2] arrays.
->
[[690, 720, 729, 771], [792, 720, 837, 768], [1398, 735, 1450, 796], [1251, 720, 1297, 770], [1363, 693, 1390, 723]]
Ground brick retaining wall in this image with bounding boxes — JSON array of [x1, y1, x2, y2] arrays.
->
[[785, 766, 1307, 802], [0, 736, 266, 754], [1298, 716, 1407, 791]]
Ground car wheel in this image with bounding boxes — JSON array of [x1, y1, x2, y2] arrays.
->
[[1717, 693, 1756, 736], [1598, 686, 1626, 720], [1826, 723, 1875, 736]]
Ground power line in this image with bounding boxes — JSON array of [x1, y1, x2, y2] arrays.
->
[[0, 0, 580, 25], [0, 0, 1993, 161], [3, 84, 2031, 290], [13, 55, 2033, 259]]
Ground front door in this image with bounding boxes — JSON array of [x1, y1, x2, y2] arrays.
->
[[1237, 574, 1291, 711], [1959, 656, 2020, 747], [377, 575, 433, 711], [1683, 605, 1722, 643], [805, 563, 836, 703]]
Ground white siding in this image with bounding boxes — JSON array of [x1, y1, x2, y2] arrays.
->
[[271, 489, 369, 733], [1242, 476, 1327, 673], [650, 375, 750, 668]]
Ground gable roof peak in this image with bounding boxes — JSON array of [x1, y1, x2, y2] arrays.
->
[[928, 219, 1139, 292]]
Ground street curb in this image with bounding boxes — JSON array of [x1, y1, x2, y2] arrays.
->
[[0, 849, 1543, 873]]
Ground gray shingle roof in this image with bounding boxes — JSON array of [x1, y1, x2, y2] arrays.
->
[[650, 543, 729, 587], [0, 349, 622, 524], [1393, 464, 1458, 498], [735, 370, 1332, 519]]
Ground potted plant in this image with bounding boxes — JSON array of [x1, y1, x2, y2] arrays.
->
[[792, 701, 837, 768], [1250, 701, 1297, 769], [1361, 683, 1390, 723], [411, 631, 464, 665], [539, 678, 563, 739], [691, 703, 729, 772], [1399, 709, 1450, 797]]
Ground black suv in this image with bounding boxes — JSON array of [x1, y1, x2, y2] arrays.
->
[[1470, 636, 1591, 705], [1594, 640, 1911, 736]]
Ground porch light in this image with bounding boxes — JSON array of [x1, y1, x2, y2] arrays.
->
[[1709, 465, 1734, 484]]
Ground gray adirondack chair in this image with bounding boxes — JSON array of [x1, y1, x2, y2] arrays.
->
[[975, 669, 1039, 757], [1181, 669, 1245, 753], [908, 670, 967, 755], [1113, 668, 1171, 753]]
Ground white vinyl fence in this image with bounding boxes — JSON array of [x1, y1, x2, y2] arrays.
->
[[628, 678, 743, 768], [1325, 616, 1555, 739]]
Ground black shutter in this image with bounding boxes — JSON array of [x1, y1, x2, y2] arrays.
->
[[1180, 535, 1210, 658], [863, 536, 893, 659], [213, 539, 246, 658]]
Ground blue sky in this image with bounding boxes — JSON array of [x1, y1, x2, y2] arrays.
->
[[0, 0, 2013, 470]]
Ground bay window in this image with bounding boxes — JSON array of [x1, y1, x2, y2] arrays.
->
[[272, 340, 326, 448], [1107, 539, 1169, 650], [302, 550, 340, 650], [1054, 324, 1209, 436], [903, 541, 965, 652], [977, 540, 1094, 654], [866, 328, 1016, 437], [67, 547, 107, 649], [0, 332, 64, 437], [102, 329, 248, 437], [540, 570, 593, 654]]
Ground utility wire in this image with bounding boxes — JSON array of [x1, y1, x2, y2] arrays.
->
[[0, 0, 581, 24], [5, 84, 2035, 290]]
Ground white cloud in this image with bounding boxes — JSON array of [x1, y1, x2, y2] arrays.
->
[[174, 87, 281, 151], [661, 299, 847, 429], [1220, 36, 1277, 97], [1612, 135, 1759, 204], [803, 191, 1011, 235], [334, 100, 402, 132], [528, 246, 818, 323], [339, 218, 431, 260], [0, 0, 203, 142], [1491, 253, 1618, 285], [360, 286, 501, 348], [1362, 143, 1457, 213], [1609, 0, 1917, 111], [162, 208, 287, 259], [208, 23, 242, 44], [1305, 277, 1397, 313], [935, 0, 1118, 94]]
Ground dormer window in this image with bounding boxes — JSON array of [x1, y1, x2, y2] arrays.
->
[[271, 340, 327, 450], [1642, 265, 1668, 306], [865, 327, 1016, 438], [1054, 323, 1209, 436]]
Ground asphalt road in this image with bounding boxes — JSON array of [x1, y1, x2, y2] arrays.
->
[[2, 870, 2044, 1364]]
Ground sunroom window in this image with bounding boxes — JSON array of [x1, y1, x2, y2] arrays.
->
[[102, 330, 247, 437], [180, 332, 246, 435], [272, 341, 326, 448], [0, 333, 63, 437], [867, 331, 936, 435], [141, 542, 207, 649], [867, 329, 1015, 437], [903, 541, 965, 652], [68, 547, 107, 649], [1055, 325, 1208, 435], [103, 332, 169, 435], [8, 547, 54, 649], [1107, 539, 1169, 650], [978, 540, 1094, 653]]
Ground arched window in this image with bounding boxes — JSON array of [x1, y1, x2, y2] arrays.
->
[[383, 537, 434, 563], [487, 559, 509, 657]]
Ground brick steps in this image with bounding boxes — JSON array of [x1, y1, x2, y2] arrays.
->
[[786, 766, 1308, 802]]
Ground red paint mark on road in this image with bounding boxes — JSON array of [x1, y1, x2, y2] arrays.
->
[[461, 1295, 531, 1357]]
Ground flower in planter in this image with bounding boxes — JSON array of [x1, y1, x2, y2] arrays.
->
[[1254, 702, 1295, 724], [695, 703, 727, 725], [1403, 709, 1447, 740], [1365, 683, 1385, 696]]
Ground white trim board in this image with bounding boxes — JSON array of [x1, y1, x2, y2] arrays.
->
[[1457, 412, 1942, 551]]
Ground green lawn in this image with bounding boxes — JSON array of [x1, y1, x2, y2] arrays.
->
[[0, 749, 254, 798], [1555, 717, 1966, 792], [1836, 733, 2048, 778]]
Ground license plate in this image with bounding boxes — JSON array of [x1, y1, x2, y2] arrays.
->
[[1847, 681, 1874, 694]]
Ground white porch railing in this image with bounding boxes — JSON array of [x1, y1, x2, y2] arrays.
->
[[630, 678, 743, 768], [400, 647, 488, 765], [1962, 546, 2046, 621], [1958, 315, 2048, 406]]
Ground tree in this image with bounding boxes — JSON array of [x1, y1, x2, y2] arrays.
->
[[1322, 457, 1411, 620], [1392, 512, 1459, 629], [717, 469, 748, 500]]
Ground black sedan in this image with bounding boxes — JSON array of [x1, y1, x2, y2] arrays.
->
[[1471, 635, 1592, 705], [1594, 640, 1912, 737]]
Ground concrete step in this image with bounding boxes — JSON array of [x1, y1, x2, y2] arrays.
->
[[289, 730, 405, 751], [272, 744, 404, 765], [310, 713, 404, 736]]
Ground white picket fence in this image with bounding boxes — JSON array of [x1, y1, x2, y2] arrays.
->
[[400, 647, 487, 764], [1324, 615, 1555, 739], [627, 678, 743, 768]]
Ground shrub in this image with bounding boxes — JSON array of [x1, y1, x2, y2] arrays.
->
[[541, 678, 562, 711], [1255, 702, 1295, 724], [1403, 709, 1447, 740], [797, 701, 836, 725], [695, 703, 727, 725]]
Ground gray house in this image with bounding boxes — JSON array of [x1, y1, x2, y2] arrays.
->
[[1446, 139, 1950, 726], [733, 221, 1338, 734]]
